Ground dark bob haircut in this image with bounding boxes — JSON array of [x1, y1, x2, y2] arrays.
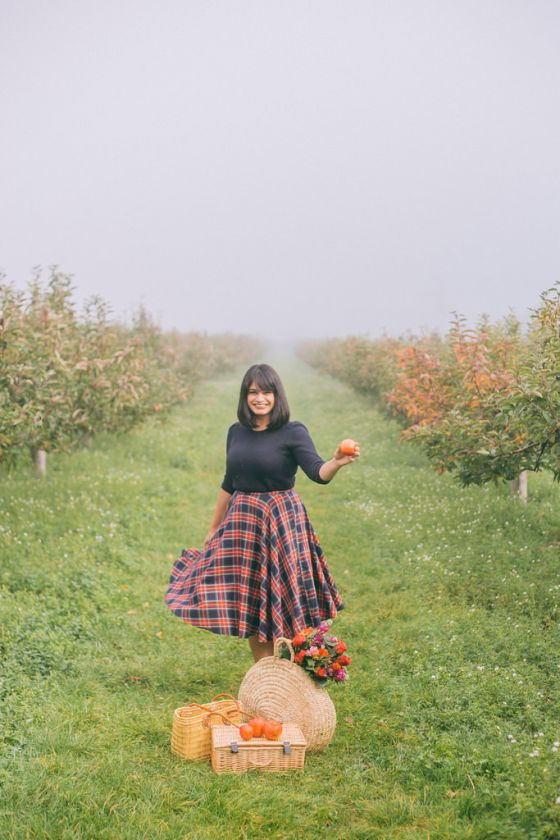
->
[[237, 363, 290, 430]]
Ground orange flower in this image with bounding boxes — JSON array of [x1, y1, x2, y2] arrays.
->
[[318, 647, 329, 658], [316, 666, 327, 678], [292, 633, 307, 647], [338, 654, 351, 666], [303, 627, 314, 636], [331, 661, 341, 671], [335, 641, 347, 654], [294, 650, 306, 664]]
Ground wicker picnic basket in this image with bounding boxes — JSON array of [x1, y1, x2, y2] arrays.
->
[[238, 638, 337, 752], [211, 722, 306, 774], [171, 693, 246, 760]]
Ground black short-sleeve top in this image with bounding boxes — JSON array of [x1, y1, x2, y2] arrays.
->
[[221, 421, 330, 493]]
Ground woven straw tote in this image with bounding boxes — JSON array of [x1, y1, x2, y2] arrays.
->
[[238, 638, 337, 752], [171, 692, 246, 760]]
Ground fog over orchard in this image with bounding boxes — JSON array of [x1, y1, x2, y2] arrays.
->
[[1, 1, 559, 342]]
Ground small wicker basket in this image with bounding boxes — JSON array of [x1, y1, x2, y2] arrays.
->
[[171, 693, 245, 760], [211, 723, 306, 774], [238, 638, 337, 752]]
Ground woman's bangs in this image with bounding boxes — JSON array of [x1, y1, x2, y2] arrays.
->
[[250, 369, 277, 393]]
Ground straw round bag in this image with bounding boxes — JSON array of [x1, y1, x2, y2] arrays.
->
[[238, 638, 336, 752]]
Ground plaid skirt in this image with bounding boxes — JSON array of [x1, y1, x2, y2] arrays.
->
[[165, 489, 344, 642]]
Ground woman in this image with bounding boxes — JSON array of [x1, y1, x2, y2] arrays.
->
[[165, 363, 359, 662]]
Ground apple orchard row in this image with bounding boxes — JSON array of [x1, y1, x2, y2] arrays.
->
[[299, 284, 560, 498], [0, 268, 262, 474]]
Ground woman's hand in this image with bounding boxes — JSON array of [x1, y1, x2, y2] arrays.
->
[[333, 442, 360, 466], [203, 489, 232, 549], [319, 442, 361, 482], [203, 529, 216, 548]]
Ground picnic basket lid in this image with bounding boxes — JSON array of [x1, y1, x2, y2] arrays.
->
[[211, 722, 306, 750]]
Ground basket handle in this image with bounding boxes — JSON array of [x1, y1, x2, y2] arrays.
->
[[199, 706, 247, 729], [246, 754, 274, 767], [273, 637, 295, 662], [210, 692, 241, 709], [195, 693, 243, 725], [185, 703, 249, 729], [209, 694, 251, 721]]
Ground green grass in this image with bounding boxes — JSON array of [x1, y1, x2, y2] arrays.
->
[[1, 358, 560, 839]]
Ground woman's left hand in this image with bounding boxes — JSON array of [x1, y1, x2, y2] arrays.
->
[[333, 443, 360, 466]]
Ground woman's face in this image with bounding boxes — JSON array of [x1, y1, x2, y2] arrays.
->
[[247, 381, 275, 420]]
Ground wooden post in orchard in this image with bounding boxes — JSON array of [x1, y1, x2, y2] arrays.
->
[[30, 447, 47, 477], [510, 470, 528, 503]]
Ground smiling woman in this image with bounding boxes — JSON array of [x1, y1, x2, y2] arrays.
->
[[165, 362, 360, 663], [247, 384, 275, 424], [236, 365, 289, 432]]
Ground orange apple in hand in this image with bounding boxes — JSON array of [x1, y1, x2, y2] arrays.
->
[[339, 439, 357, 456]]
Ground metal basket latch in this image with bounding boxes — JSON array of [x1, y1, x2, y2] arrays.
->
[[283, 741, 292, 755], [230, 741, 239, 753]]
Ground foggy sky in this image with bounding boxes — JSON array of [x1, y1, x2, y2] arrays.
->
[[1, 1, 559, 341]]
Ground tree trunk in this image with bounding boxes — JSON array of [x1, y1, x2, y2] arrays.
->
[[30, 447, 47, 477], [510, 470, 528, 503]]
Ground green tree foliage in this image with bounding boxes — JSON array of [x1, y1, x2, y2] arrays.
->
[[0, 270, 79, 464], [0, 267, 262, 469], [299, 285, 560, 489]]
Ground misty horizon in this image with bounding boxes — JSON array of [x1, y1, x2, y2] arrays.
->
[[2, 2, 559, 341]]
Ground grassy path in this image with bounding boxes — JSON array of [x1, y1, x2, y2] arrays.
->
[[1, 358, 560, 839]]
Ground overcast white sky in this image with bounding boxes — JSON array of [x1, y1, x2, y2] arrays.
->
[[1, 1, 559, 341]]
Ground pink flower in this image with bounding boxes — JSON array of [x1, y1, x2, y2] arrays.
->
[[334, 669, 347, 681]]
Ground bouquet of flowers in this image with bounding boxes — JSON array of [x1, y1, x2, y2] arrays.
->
[[288, 620, 351, 684]]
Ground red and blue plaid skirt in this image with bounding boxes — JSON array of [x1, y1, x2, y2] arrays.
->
[[165, 489, 344, 642]]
